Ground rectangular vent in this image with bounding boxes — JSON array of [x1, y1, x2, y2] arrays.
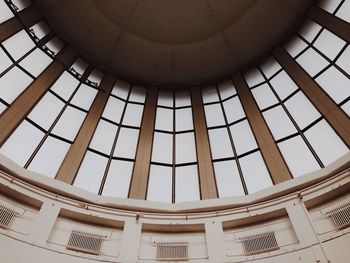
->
[[240, 232, 279, 255], [66, 230, 104, 255], [156, 242, 189, 261], [0, 204, 16, 229], [327, 202, 350, 230]]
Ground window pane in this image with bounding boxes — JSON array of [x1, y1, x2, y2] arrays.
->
[[0, 1, 14, 23], [123, 103, 144, 127], [0, 66, 33, 104], [176, 132, 197, 164], [19, 48, 53, 77], [230, 120, 257, 155], [315, 66, 350, 104], [3, 30, 35, 60], [155, 107, 173, 131], [314, 29, 346, 60], [244, 67, 265, 87], [204, 104, 225, 127], [336, 45, 350, 75], [89, 120, 117, 154], [263, 106, 297, 140], [0, 48, 12, 74], [45, 37, 64, 55], [304, 120, 349, 165], [285, 92, 321, 129], [175, 165, 200, 203], [208, 128, 234, 159], [70, 84, 98, 110], [223, 97, 245, 123], [102, 160, 134, 198], [336, 0, 350, 23], [102, 97, 125, 124], [71, 58, 88, 75], [0, 102, 7, 114], [0, 121, 44, 166], [218, 79, 236, 99], [129, 86, 146, 103], [52, 106, 86, 141], [30, 21, 50, 40], [147, 165, 172, 203], [240, 152, 272, 194], [260, 56, 281, 79], [111, 80, 130, 99], [28, 136, 70, 178], [202, 86, 219, 104], [175, 90, 191, 107], [284, 36, 308, 58], [341, 101, 350, 116], [12, 0, 31, 11], [251, 83, 278, 110], [151, 132, 173, 164], [74, 151, 107, 194], [318, 0, 343, 13], [87, 69, 103, 86], [298, 19, 322, 43], [214, 160, 245, 197], [158, 90, 173, 107], [113, 128, 139, 159], [270, 71, 298, 100], [296, 48, 329, 77], [278, 136, 320, 177], [28, 92, 65, 130], [175, 108, 193, 131], [50, 71, 79, 101]]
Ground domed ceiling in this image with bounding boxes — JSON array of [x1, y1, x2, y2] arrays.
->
[[34, 0, 313, 86]]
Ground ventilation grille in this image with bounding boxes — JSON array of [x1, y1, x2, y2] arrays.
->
[[66, 230, 104, 255], [156, 242, 189, 261], [327, 202, 350, 230], [0, 204, 16, 229], [240, 232, 279, 255]]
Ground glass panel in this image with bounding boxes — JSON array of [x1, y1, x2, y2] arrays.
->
[[155, 107, 173, 131], [208, 128, 234, 159], [89, 120, 117, 154], [74, 151, 107, 194], [151, 132, 172, 164], [28, 136, 70, 178], [175, 165, 200, 202], [314, 29, 346, 60], [218, 79, 237, 99], [204, 103, 225, 127], [50, 71, 79, 101], [12, 0, 31, 11], [214, 160, 245, 197], [102, 160, 134, 198], [113, 128, 139, 159], [223, 97, 245, 123], [251, 83, 278, 110], [336, 0, 350, 23], [175, 90, 191, 107], [70, 84, 97, 110], [263, 106, 297, 140], [318, 0, 343, 13], [230, 120, 257, 155], [202, 86, 219, 104], [28, 92, 65, 130], [129, 86, 146, 103], [336, 45, 350, 75], [298, 19, 322, 43], [44, 37, 64, 55], [2, 30, 35, 60], [30, 21, 50, 39], [0, 48, 12, 74], [0, 102, 7, 114], [244, 67, 265, 87], [240, 152, 272, 194], [284, 36, 308, 58], [0, 66, 33, 104], [123, 103, 144, 127], [175, 108, 193, 131], [147, 165, 172, 203], [304, 120, 349, 165], [0, 1, 14, 23], [285, 92, 321, 129], [111, 80, 130, 99], [341, 101, 350, 116], [52, 106, 86, 141], [296, 48, 329, 77], [0, 121, 44, 166], [175, 132, 196, 164], [270, 71, 298, 100], [71, 58, 88, 75], [19, 48, 53, 77], [158, 90, 173, 107], [87, 69, 103, 85], [102, 97, 125, 124], [278, 136, 320, 177], [260, 56, 281, 79], [316, 66, 350, 104]]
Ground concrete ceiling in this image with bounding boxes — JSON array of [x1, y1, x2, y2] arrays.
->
[[34, 0, 313, 86]]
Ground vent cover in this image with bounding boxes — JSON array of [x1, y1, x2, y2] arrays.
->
[[327, 202, 350, 230], [0, 204, 16, 229], [66, 230, 104, 255], [156, 242, 189, 261], [240, 232, 279, 255]]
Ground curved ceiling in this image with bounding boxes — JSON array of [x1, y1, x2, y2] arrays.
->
[[34, 0, 313, 86]]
